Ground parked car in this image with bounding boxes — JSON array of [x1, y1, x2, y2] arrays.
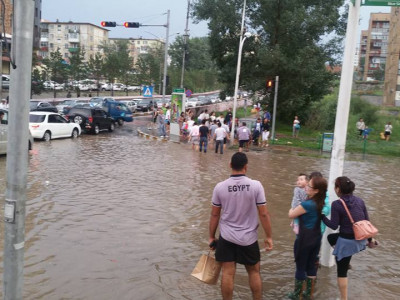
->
[[0, 109, 33, 154], [78, 79, 97, 91], [65, 107, 115, 134], [198, 95, 212, 105], [29, 112, 81, 141], [136, 98, 154, 112], [89, 97, 114, 107], [112, 83, 126, 91], [60, 100, 89, 115], [125, 85, 140, 91], [186, 97, 201, 108], [119, 100, 137, 112], [29, 100, 58, 113], [2, 75, 10, 90], [56, 99, 87, 114]]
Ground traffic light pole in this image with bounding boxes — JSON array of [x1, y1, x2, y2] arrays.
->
[[180, 0, 190, 88], [3, 0, 34, 299]]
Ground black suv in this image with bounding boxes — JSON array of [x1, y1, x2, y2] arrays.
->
[[66, 107, 115, 134], [136, 98, 154, 112]]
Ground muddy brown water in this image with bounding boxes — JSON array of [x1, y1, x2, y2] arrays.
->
[[0, 119, 399, 299]]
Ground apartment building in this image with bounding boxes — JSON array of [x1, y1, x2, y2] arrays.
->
[[39, 21, 109, 62], [109, 37, 164, 67], [383, 7, 400, 106], [1, 0, 42, 74], [360, 13, 391, 81]]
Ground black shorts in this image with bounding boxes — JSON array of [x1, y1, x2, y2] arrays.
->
[[215, 236, 260, 265], [384, 131, 391, 136], [223, 137, 227, 144], [239, 140, 249, 147]]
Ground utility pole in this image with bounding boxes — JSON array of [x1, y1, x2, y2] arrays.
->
[[3, 0, 34, 299], [320, 0, 361, 267], [0, 15, 3, 100], [162, 10, 170, 101], [270, 76, 279, 140], [180, 0, 190, 88]]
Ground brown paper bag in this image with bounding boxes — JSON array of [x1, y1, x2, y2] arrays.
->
[[191, 252, 221, 284]]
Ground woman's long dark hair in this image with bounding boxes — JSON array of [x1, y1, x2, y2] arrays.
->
[[310, 177, 328, 216]]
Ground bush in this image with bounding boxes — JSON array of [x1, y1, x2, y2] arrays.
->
[[350, 96, 379, 125], [306, 92, 338, 131]]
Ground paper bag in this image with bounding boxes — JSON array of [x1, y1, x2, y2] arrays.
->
[[191, 252, 221, 284]]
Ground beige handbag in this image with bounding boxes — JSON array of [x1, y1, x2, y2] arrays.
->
[[191, 251, 221, 285]]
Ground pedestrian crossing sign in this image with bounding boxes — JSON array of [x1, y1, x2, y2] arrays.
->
[[143, 86, 153, 97]]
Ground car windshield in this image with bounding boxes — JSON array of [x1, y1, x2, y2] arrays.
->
[[139, 99, 151, 104], [29, 102, 40, 109], [60, 100, 75, 105], [29, 114, 46, 123]]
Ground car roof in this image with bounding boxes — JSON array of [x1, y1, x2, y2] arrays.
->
[[29, 111, 58, 115]]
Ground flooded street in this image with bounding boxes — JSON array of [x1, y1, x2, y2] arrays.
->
[[0, 118, 399, 299]]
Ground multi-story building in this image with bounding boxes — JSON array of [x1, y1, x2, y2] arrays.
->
[[1, 0, 42, 74], [384, 7, 400, 106], [109, 37, 164, 67], [39, 21, 109, 62], [360, 13, 391, 81]]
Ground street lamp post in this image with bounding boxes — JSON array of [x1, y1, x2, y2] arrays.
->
[[230, 31, 251, 142], [230, 0, 248, 142]]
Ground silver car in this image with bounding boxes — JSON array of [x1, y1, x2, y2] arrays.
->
[[0, 109, 33, 155]]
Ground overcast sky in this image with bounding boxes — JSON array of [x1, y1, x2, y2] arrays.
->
[[42, 1, 391, 42]]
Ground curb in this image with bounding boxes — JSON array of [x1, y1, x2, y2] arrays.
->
[[137, 129, 181, 144]]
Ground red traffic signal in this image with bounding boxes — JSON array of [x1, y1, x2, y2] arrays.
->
[[124, 22, 140, 28], [266, 79, 274, 92], [101, 21, 116, 27]]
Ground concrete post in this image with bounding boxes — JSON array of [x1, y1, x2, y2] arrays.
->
[[320, 0, 361, 267], [230, 0, 246, 142], [180, 0, 190, 88], [3, 0, 34, 299], [270, 75, 279, 140], [162, 10, 170, 101]]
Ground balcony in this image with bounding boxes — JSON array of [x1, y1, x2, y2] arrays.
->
[[40, 46, 48, 52], [68, 28, 80, 33], [68, 34, 80, 43], [40, 36, 49, 42], [68, 48, 79, 53]]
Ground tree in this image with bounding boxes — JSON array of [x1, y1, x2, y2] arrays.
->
[[192, 0, 347, 121], [31, 52, 45, 96], [102, 41, 133, 96], [371, 64, 385, 81], [88, 53, 105, 96], [69, 48, 88, 83], [135, 46, 164, 94], [42, 48, 69, 98]]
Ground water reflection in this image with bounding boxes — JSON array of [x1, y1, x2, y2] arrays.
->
[[0, 123, 399, 299]]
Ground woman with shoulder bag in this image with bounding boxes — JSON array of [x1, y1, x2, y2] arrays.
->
[[322, 176, 376, 300]]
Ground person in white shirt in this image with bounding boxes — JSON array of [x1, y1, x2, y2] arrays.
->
[[189, 121, 200, 151], [384, 121, 392, 141], [356, 118, 365, 138], [222, 120, 230, 150], [214, 122, 228, 154]]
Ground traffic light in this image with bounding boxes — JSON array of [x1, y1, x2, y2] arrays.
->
[[266, 79, 274, 92], [101, 21, 116, 27], [124, 22, 140, 28]]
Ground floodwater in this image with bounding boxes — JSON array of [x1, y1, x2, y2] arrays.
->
[[0, 118, 399, 299]]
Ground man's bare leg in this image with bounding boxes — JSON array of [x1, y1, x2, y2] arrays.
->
[[245, 263, 262, 300], [221, 262, 236, 300]]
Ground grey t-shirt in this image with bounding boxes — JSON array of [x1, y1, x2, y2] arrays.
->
[[291, 187, 307, 209], [212, 175, 266, 246]]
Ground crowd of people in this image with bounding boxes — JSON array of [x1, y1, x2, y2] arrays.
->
[[356, 118, 393, 141], [209, 152, 378, 300]]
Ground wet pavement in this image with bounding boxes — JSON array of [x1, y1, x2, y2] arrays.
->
[[0, 116, 399, 299]]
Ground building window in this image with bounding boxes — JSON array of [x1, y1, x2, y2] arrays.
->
[[65, 53, 69, 58], [137, 41, 140, 45], [65, 43, 68, 49], [50, 43, 54, 49]]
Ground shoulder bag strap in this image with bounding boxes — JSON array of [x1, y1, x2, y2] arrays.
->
[[339, 198, 355, 224]]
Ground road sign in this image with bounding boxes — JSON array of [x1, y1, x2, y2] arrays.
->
[[173, 88, 185, 93], [142, 86, 153, 97], [362, 0, 400, 6], [185, 89, 192, 97]]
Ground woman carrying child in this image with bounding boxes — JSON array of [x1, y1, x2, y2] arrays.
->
[[288, 176, 327, 299]]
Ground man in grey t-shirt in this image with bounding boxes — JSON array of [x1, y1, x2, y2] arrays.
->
[[209, 152, 273, 300]]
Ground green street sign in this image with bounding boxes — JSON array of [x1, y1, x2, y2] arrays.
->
[[173, 88, 185, 93], [362, 0, 400, 6]]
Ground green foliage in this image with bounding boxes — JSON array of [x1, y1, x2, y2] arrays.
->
[[69, 48, 88, 82], [102, 41, 133, 94], [135, 46, 163, 92], [349, 96, 379, 126], [307, 91, 338, 131], [192, 0, 347, 122], [42, 48, 69, 97], [88, 53, 105, 96]]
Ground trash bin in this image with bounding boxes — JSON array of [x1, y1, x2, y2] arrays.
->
[[322, 133, 334, 152]]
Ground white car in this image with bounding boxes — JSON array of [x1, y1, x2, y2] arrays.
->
[[186, 98, 201, 107], [119, 100, 136, 112], [29, 112, 81, 141]]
